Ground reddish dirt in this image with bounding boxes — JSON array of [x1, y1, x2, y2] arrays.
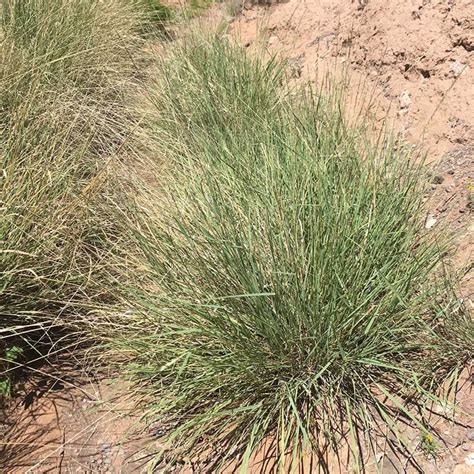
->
[[231, 0, 473, 160], [0, 371, 157, 473]]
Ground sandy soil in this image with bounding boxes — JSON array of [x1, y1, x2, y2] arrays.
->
[[231, 0, 474, 160], [0, 371, 158, 473]]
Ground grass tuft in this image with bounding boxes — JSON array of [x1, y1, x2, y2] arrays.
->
[[0, 0, 146, 392], [112, 34, 473, 470]]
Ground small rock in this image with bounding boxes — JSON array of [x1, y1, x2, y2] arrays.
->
[[451, 60, 467, 77], [461, 443, 473, 451], [432, 174, 444, 184], [101, 442, 111, 453], [467, 196, 474, 211], [467, 429, 474, 441], [399, 90, 412, 108], [425, 214, 438, 229], [465, 452, 474, 465], [268, 35, 279, 46]]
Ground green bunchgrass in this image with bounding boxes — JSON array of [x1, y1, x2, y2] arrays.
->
[[111, 34, 473, 470], [133, 0, 175, 37], [0, 0, 146, 387], [0, 0, 471, 469]]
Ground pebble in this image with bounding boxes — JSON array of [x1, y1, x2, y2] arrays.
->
[[399, 90, 412, 108], [464, 453, 474, 466], [467, 429, 474, 441], [268, 35, 279, 46], [451, 60, 467, 77], [425, 214, 438, 229], [465, 453, 474, 466], [101, 442, 111, 453]]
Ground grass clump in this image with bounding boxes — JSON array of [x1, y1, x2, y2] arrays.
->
[[0, 0, 145, 385], [114, 35, 473, 470], [0, 0, 471, 468]]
